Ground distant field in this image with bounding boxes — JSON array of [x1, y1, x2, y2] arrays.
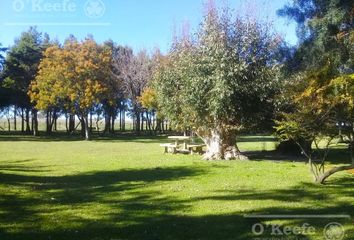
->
[[0, 134, 353, 240]]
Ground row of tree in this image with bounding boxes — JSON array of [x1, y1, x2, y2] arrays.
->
[[0, 29, 167, 140], [0, 0, 353, 183]]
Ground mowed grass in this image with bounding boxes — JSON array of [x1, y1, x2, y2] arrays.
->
[[0, 133, 353, 240]]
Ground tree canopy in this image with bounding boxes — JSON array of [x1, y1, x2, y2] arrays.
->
[[153, 4, 283, 160]]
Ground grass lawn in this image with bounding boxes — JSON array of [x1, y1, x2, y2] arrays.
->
[[0, 133, 353, 240]]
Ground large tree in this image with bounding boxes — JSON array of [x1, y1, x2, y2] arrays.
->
[[154, 4, 282, 160], [29, 37, 112, 140], [2, 27, 45, 135]]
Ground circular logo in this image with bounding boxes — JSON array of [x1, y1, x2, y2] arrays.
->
[[324, 222, 345, 240], [84, 0, 105, 19]]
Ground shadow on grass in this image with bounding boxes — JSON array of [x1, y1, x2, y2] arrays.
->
[[245, 147, 352, 165], [0, 159, 51, 173], [237, 135, 278, 143], [0, 161, 353, 239]]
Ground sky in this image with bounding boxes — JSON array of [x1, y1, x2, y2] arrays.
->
[[0, 0, 297, 53]]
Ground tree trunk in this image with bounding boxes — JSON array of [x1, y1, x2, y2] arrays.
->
[[7, 115, 10, 131], [65, 114, 69, 132], [136, 113, 141, 134], [25, 108, 31, 134], [46, 110, 53, 134], [111, 115, 115, 133], [316, 164, 354, 184], [83, 114, 90, 140], [199, 127, 248, 160], [14, 106, 17, 131], [54, 116, 57, 131], [21, 108, 24, 132], [69, 114, 75, 133], [122, 110, 125, 131], [103, 114, 111, 134], [32, 109, 38, 136]]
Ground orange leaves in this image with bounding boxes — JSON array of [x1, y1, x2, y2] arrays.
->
[[138, 87, 158, 110], [29, 37, 112, 114]]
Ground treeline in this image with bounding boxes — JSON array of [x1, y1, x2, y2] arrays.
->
[[0, 28, 168, 140]]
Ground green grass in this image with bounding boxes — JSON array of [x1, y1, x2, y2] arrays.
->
[[0, 134, 353, 240]]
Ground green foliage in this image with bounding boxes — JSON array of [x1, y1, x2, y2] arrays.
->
[[154, 5, 282, 133], [3, 27, 43, 93]]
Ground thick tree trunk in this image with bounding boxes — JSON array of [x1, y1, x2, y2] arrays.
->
[[46, 110, 53, 134], [83, 115, 90, 140], [103, 114, 111, 134], [199, 128, 248, 160]]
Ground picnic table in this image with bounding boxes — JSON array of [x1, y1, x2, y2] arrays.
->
[[168, 136, 190, 150], [160, 136, 206, 155]]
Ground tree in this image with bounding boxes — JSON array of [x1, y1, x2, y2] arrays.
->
[[275, 67, 354, 184], [138, 87, 163, 133], [275, 0, 354, 183], [154, 4, 282, 160], [101, 41, 132, 134], [123, 50, 152, 133], [30, 37, 112, 140], [2, 27, 44, 135]]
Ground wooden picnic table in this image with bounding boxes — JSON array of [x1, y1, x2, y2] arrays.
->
[[168, 136, 190, 150]]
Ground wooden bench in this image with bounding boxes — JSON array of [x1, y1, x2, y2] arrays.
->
[[160, 143, 177, 154], [187, 144, 205, 155]]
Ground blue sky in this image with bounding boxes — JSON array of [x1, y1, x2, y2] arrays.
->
[[0, 0, 297, 53]]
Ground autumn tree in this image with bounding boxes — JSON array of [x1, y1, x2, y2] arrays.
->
[[154, 4, 282, 160], [30, 37, 111, 140], [276, 1, 354, 183]]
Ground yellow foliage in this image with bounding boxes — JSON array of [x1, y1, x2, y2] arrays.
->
[[29, 38, 112, 114]]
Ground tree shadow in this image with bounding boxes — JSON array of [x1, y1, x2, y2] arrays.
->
[[0, 159, 50, 173], [0, 164, 352, 239], [244, 147, 351, 165], [237, 135, 278, 143]]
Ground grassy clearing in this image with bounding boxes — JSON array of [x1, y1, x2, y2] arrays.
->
[[0, 134, 353, 240]]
